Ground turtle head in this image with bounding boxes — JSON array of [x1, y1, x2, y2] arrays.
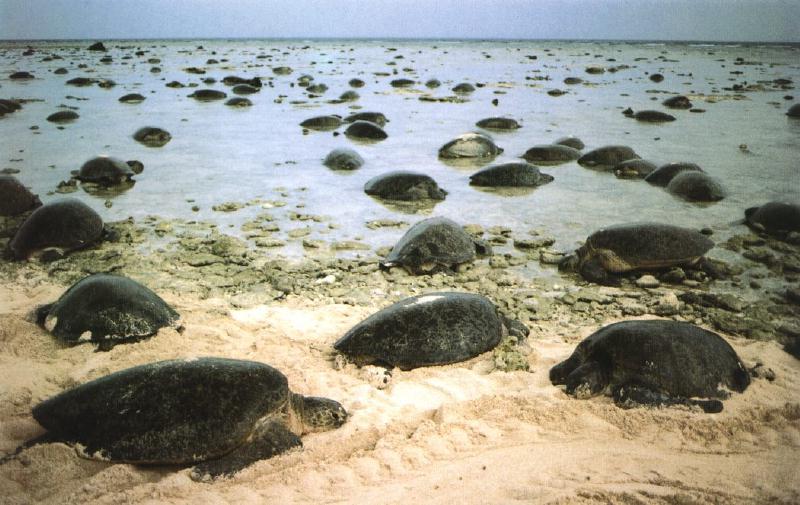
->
[[294, 395, 348, 433]]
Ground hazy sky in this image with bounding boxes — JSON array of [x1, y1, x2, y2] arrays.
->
[[1, 0, 798, 42]]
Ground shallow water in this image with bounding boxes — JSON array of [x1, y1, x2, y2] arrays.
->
[[1, 39, 799, 262]]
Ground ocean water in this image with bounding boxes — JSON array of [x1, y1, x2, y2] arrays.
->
[[1, 39, 799, 263]]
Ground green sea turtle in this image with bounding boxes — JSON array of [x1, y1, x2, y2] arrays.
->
[[133, 127, 171, 147], [364, 171, 446, 201], [10, 358, 347, 480], [452, 82, 475, 94], [343, 112, 388, 127], [469, 162, 554, 187], [550, 320, 750, 413], [222, 76, 262, 87], [323, 148, 364, 171], [300, 115, 342, 131], [554, 136, 585, 150], [75, 156, 135, 185], [188, 89, 227, 101], [226, 97, 253, 107], [390, 78, 415, 88], [438, 132, 503, 159], [46, 110, 79, 123], [666, 171, 726, 202], [425, 79, 441, 88], [349, 78, 365, 88], [578, 145, 639, 169], [475, 117, 521, 131], [644, 162, 702, 186], [344, 120, 387, 141], [9, 71, 34, 80], [0, 99, 22, 115], [632, 110, 676, 122], [334, 292, 527, 370], [381, 217, 489, 274], [0, 175, 41, 216], [744, 201, 800, 236], [118, 93, 146, 103], [663, 95, 692, 109], [232, 84, 259, 95], [337, 90, 359, 102], [272, 66, 293, 75], [786, 104, 800, 117], [7, 198, 104, 260], [66, 77, 95, 86], [613, 159, 657, 179], [35, 273, 180, 349], [561, 222, 714, 285], [521, 144, 582, 165]]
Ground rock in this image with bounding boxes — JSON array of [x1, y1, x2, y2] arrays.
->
[[635, 275, 660, 288]]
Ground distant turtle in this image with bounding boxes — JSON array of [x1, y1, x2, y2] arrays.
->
[[14, 358, 347, 480], [469, 162, 553, 188], [343, 112, 387, 127], [744, 201, 800, 235], [323, 148, 364, 171], [46, 110, 79, 123], [349, 78, 365, 88], [666, 171, 725, 202], [563, 77, 583, 85], [390, 78, 415, 88], [75, 156, 135, 185], [273, 66, 293, 75], [87, 41, 107, 51], [521, 144, 581, 165], [613, 159, 657, 179], [663, 95, 692, 109], [300, 115, 342, 131], [337, 90, 359, 102], [554, 136, 585, 150], [475, 117, 521, 130], [334, 292, 527, 370], [226, 97, 253, 107], [563, 222, 714, 285], [133, 127, 171, 147], [364, 171, 446, 201], [188, 89, 227, 101], [786, 104, 800, 118], [119, 93, 146, 103], [344, 120, 387, 141], [36, 273, 180, 349], [644, 162, 703, 186], [452, 82, 475, 94], [7, 198, 104, 260], [0, 99, 22, 114], [0, 175, 41, 216], [381, 217, 489, 274], [425, 79, 441, 88], [66, 77, 95, 86], [306, 83, 328, 94], [438, 132, 503, 159], [232, 84, 259, 95], [632, 110, 676, 122], [649, 73, 664, 82], [222, 76, 261, 87], [550, 320, 750, 413], [578, 145, 639, 169], [9, 71, 34, 80]]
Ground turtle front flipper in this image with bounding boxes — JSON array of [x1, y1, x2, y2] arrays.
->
[[564, 360, 609, 398], [613, 384, 723, 413], [189, 420, 301, 482], [579, 257, 619, 286]]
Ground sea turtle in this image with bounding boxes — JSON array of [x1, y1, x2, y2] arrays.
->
[[226, 97, 253, 107], [663, 95, 692, 109], [786, 104, 800, 118], [337, 90, 359, 102], [46, 110, 79, 123], [11, 357, 346, 480], [133, 127, 171, 147], [390, 78, 415, 88], [475, 117, 521, 131], [469, 162, 554, 188], [9, 71, 34, 80], [306, 83, 328, 94], [75, 156, 135, 185], [452, 82, 475, 94], [613, 159, 657, 179], [272, 66, 293, 75], [349, 78, 365, 88], [7, 198, 104, 260], [364, 171, 446, 201], [632, 110, 676, 122], [87, 41, 107, 51], [644, 162, 703, 186], [35, 273, 180, 349], [381, 217, 489, 274], [666, 171, 726, 202], [343, 112, 387, 127], [425, 79, 441, 88], [344, 120, 387, 141], [0, 175, 41, 216], [232, 84, 259, 95], [323, 148, 364, 171], [744, 201, 800, 236], [578, 145, 639, 169], [550, 320, 750, 413], [119, 93, 146, 103], [300, 115, 342, 131], [563, 77, 583, 85], [222, 76, 261, 87], [649, 73, 664, 82], [0, 99, 22, 115], [521, 144, 582, 165], [438, 132, 503, 159], [554, 136, 585, 150], [66, 77, 95, 86], [562, 222, 714, 285], [334, 292, 527, 370], [188, 89, 227, 101]]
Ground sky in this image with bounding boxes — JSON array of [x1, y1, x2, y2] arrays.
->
[[1, 0, 798, 42]]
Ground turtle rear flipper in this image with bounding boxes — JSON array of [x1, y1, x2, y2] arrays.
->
[[613, 384, 723, 413], [190, 421, 301, 481]]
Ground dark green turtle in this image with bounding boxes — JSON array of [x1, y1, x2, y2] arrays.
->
[[438, 132, 503, 159], [578, 146, 639, 170], [425, 79, 441, 88], [632, 110, 676, 122], [46, 110, 79, 123], [469, 162, 553, 187], [663, 95, 692, 109], [390, 78, 415, 88], [521, 144, 581, 165], [7, 199, 104, 260], [300, 115, 342, 131], [66, 77, 95, 86], [337, 90, 359, 102], [75, 156, 135, 185], [0, 175, 41, 216], [343, 112, 387, 127], [232, 84, 259, 95], [36, 273, 180, 349], [13, 358, 346, 480], [9, 71, 34, 80], [226, 97, 253, 107], [0, 99, 22, 115], [222, 76, 262, 87], [666, 171, 726, 202], [364, 171, 446, 201], [334, 292, 527, 370], [344, 120, 387, 141], [562, 222, 714, 285], [188, 89, 227, 101], [554, 136, 585, 150], [744, 201, 800, 236], [786, 104, 800, 118], [324, 148, 364, 171], [550, 320, 750, 413], [133, 127, 171, 147], [349, 78, 365, 88], [475, 117, 521, 131], [119, 93, 146, 103], [613, 159, 657, 179], [381, 217, 489, 274], [452, 83, 475, 94], [644, 162, 702, 186]]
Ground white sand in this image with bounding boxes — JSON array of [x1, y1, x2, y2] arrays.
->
[[1, 278, 798, 505]]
